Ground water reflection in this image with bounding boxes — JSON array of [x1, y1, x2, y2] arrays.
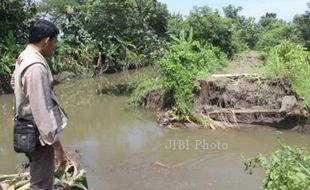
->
[[118, 121, 164, 152]]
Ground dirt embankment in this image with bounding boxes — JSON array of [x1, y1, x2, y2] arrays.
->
[[139, 51, 310, 133], [193, 76, 309, 133]]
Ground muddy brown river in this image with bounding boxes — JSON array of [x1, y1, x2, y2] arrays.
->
[[0, 69, 309, 190]]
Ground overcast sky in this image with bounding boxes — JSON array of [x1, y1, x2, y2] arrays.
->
[[158, 0, 309, 21]]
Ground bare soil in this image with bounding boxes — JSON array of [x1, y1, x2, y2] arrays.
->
[[193, 77, 309, 133]]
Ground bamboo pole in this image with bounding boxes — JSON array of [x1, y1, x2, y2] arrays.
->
[[207, 108, 280, 115], [211, 73, 260, 78]]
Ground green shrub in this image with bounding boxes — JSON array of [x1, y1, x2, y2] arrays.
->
[[0, 31, 23, 82], [51, 41, 98, 76], [244, 142, 310, 190], [158, 30, 227, 120], [186, 6, 235, 57], [264, 40, 310, 108], [255, 24, 288, 51]]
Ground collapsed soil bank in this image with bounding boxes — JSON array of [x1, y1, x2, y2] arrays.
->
[[139, 76, 310, 133]]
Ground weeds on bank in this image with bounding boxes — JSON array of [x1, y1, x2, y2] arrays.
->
[[264, 40, 310, 109], [129, 76, 163, 107], [244, 140, 310, 190]]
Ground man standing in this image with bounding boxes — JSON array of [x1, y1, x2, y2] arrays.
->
[[11, 19, 68, 189]]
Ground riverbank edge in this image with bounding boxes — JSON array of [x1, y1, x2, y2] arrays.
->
[[137, 76, 310, 133], [0, 63, 149, 95]]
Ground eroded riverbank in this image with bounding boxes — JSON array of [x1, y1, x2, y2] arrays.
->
[[138, 51, 310, 133]]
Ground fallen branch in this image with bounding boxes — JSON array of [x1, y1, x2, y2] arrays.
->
[[0, 173, 29, 182], [211, 73, 260, 78], [16, 182, 30, 190], [199, 112, 238, 129], [198, 113, 217, 129]]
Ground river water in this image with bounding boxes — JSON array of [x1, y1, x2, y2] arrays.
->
[[0, 69, 309, 190]]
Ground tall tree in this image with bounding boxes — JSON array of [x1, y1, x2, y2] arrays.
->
[[223, 4, 242, 21], [0, 0, 37, 44], [255, 13, 291, 50], [186, 6, 234, 56], [292, 2, 310, 50]]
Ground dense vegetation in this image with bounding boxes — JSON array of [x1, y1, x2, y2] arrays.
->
[[0, 1, 309, 99], [1, 1, 309, 80], [264, 40, 310, 108], [0, 0, 37, 82], [1, 0, 309, 115], [244, 141, 310, 190], [0, 0, 169, 81]]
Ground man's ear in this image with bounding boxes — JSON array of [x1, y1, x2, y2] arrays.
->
[[44, 37, 50, 45]]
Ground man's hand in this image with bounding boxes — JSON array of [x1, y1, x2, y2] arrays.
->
[[53, 141, 67, 170]]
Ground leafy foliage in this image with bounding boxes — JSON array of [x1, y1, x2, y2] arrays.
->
[[39, 0, 83, 24], [264, 40, 310, 108], [0, 0, 37, 44], [186, 6, 235, 57], [51, 40, 99, 76], [167, 13, 186, 37], [0, 0, 36, 82], [41, 0, 169, 75], [255, 13, 294, 51], [0, 32, 24, 82], [244, 142, 310, 190], [84, 0, 169, 69], [223, 5, 242, 20], [167, 5, 253, 56], [158, 29, 227, 120], [224, 7, 254, 52], [292, 2, 310, 50]]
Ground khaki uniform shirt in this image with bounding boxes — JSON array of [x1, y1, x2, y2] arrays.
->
[[11, 45, 68, 145]]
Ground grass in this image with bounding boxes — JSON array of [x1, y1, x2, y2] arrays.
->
[[263, 40, 310, 109]]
